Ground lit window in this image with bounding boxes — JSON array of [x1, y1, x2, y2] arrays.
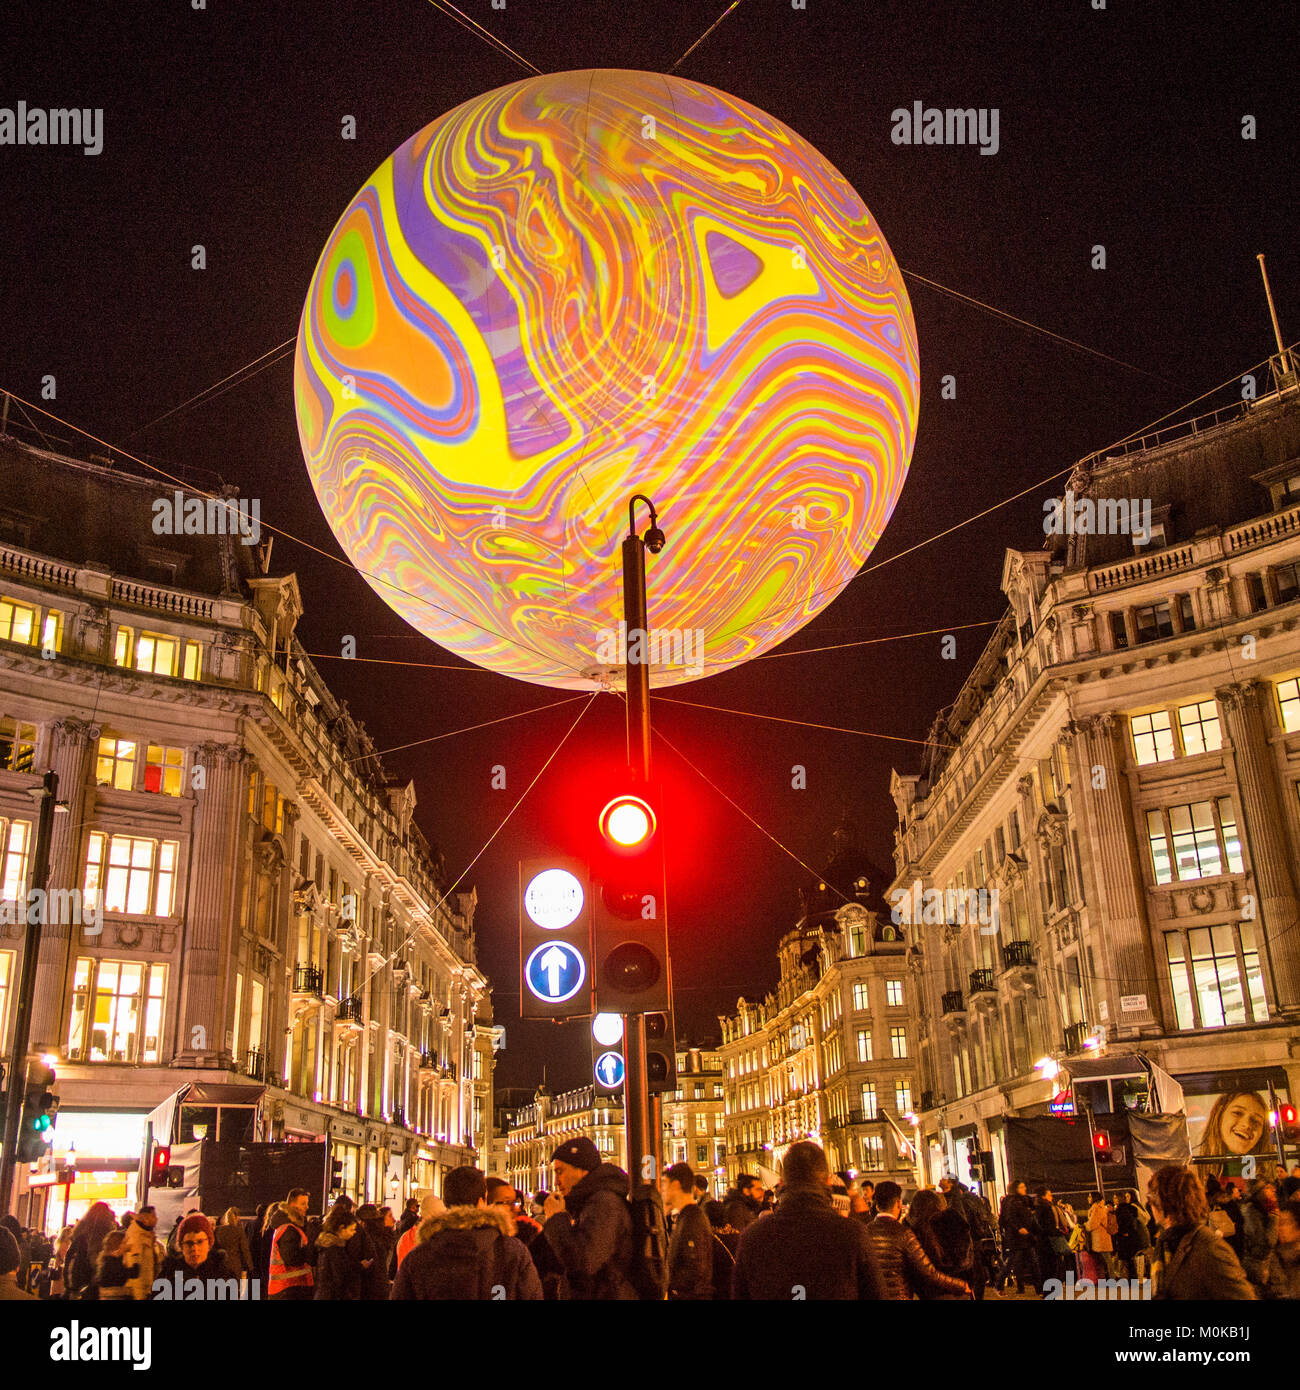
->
[[1147, 800, 1243, 885], [857, 1029, 872, 1063], [1131, 710, 1176, 765], [96, 737, 138, 791], [1278, 678, 1300, 733], [134, 632, 178, 677], [1177, 700, 1222, 756], [40, 610, 63, 654], [68, 958, 167, 1063], [852, 982, 869, 1012], [890, 1027, 908, 1059], [262, 783, 283, 834], [182, 641, 203, 681], [0, 596, 38, 645], [861, 1134, 884, 1167], [144, 745, 185, 796], [895, 1080, 912, 1113], [114, 626, 132, 667], [84, 832, 180, 916], [886, 979, 904, 1007], [860, 1083, 877, 1120], [0, 718, 36, 772], [0, 818, 31, 903], [0, 949, 11, 1052], [1274, 563, 1300, 605]]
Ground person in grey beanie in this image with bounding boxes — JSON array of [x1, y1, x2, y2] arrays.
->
[[542, 1137, 636, 1300]]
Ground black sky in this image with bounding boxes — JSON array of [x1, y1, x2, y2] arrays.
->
[[1, 0, 1295, 1091]]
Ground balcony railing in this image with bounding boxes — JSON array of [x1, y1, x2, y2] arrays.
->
[[418, 1051, 438, 1070], [1064, 1020, 1092, 1054], [337, 996, 364, 1026], [293, 964, 324, 996], [242, 1048, 265, 1082], [1002, 940, 1035, 970], [968, 969, 996, 997], [940, 990, 965, 1016], [391, 1107, 406, 1129]]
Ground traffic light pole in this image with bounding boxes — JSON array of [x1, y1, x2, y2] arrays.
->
[[0, 770, 58, 1217], [622, 496, 658, 1187]]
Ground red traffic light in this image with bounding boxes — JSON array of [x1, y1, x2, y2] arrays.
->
[[599, 795, 655, 849], [1279, 1103, 1298, 1127], [151, 1144, 171, 1177], [1093, 1130, 1111, 1152]]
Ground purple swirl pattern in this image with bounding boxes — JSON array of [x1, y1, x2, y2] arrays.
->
[[295, 69, 919, 688]]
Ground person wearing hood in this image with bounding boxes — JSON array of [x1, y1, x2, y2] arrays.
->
[[268, 1188, 316, 1300], [396, 1192, 448, 1268], [314, 1208, 364, 1300], [120, 1206, 164, 1300], [542, 1137, 637, 1300], [391, 1166, 541, 1300], [732, 1142, 884, 1300]]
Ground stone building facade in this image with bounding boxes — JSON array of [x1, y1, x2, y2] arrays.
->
[[889, 385, 1300, 1197], [718, 831, 920, 1189], [0, 438, 492, 1224]]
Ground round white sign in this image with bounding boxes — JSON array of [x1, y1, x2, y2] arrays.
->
[[524, 867, 585, 931]]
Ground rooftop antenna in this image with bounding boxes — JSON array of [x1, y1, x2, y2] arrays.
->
[[1257, 254, 1299, 393]]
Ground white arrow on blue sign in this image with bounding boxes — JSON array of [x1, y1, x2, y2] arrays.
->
[[594, 1051, 625, 1089], [524, 940, 587, 1004]]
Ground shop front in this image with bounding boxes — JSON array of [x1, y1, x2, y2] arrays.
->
[[21, 1109, 149, 1234]]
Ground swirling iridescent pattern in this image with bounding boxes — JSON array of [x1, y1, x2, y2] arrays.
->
[[295, 69, 919, 689]]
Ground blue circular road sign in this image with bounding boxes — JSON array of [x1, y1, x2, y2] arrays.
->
[[594, 1051, 625, 1089], [524, 940, 587, 1004]]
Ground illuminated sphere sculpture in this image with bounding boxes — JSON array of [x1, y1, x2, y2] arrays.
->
[[295, 69, 919, 688]]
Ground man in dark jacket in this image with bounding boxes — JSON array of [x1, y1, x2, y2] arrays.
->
[[943, 1178, 995, 1299], [722, 1175, 764, 1232], [391, 1166, 541, 1300], [663, 1162, 712, 1300], [732, 1142, 884, 1300], [998, 1179, 1040, 1294], [542, 1138, 637, 1300], [866, 1182, 970, 1300]]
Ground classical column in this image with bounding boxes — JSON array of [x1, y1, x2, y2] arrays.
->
[[173, 741, 247, 1067], [29, 717, 101, 1051], [1068, 714, 1160, 1033], [1217, 681, 1300, 1012]]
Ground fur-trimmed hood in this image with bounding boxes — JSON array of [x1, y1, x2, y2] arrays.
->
[[417, 1204, 516, 1242]]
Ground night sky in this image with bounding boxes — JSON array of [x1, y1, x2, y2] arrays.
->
[[2, 0, 1294, 1092]]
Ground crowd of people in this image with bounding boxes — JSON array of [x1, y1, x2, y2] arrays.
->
[[2, 1143, 1297, 1301]]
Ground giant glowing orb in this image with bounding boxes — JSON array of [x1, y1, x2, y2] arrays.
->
[[295, 69, 918, 688]]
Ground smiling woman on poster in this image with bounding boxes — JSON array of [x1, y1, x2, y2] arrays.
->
[[1195, 1091, 1272, 1173]]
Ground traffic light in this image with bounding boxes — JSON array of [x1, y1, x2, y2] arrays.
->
[[329, 1157, 344, 1193], [645, 1010, 677, 1095], [592, 788, 670, 1014], [967, 1149, 994, 1183], [1278, 1102, 1299, 1143], [148, 1143, 172, 1188], [17, 1059, 57, 1163], [519, 857, 592, 1020], [1093, 1129, 1113, 1163]]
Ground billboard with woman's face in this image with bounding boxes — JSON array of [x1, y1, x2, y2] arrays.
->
[[1185, 1080, 1289, 1178]]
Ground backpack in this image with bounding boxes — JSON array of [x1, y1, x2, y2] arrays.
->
[[626, 1182, 669, 1301], [960, 1191, 996, 1243], [419, 1229, 507, 1300]]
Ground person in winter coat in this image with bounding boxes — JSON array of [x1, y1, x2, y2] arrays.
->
[[395, 1197, 421, 1242], [157, 1213, 236, 1295], [120, 1206, 164, 1300], [356, 1204, 394, 1299], [868, 1182, 970, 1300], [1113, 1189, 1152, 1281], [1150, 1165, 1254, 1301], [1240, 1180, 1279, 1292], [1266, 1199, 1300, 1299], [0, 1227, 36, 1301], [67, 1201, 118, 1299], [663, 1162, 713, 1300], [314, 1209, 363, 1300], [214, 1207, 253, 1279], [391, 1166, 541, 1300], [942, 1179, 995, 1300], [267, 1189, 316, 1300], [902, 1189, 949, 1274], [542, 1138, 637, 1300], [1031, 1185, 1069, 1284], [396, 1193, 447, 1269], [999, 1180, 1041, 1293], [96, 1230, 133, 1301], [931, 1197, 976, 1288], [703, 1200, 739, 1301], [1085, 1193, 1119, 1278], [732, 1142, 884, 1300], [721, 1175, 765, 1232]]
